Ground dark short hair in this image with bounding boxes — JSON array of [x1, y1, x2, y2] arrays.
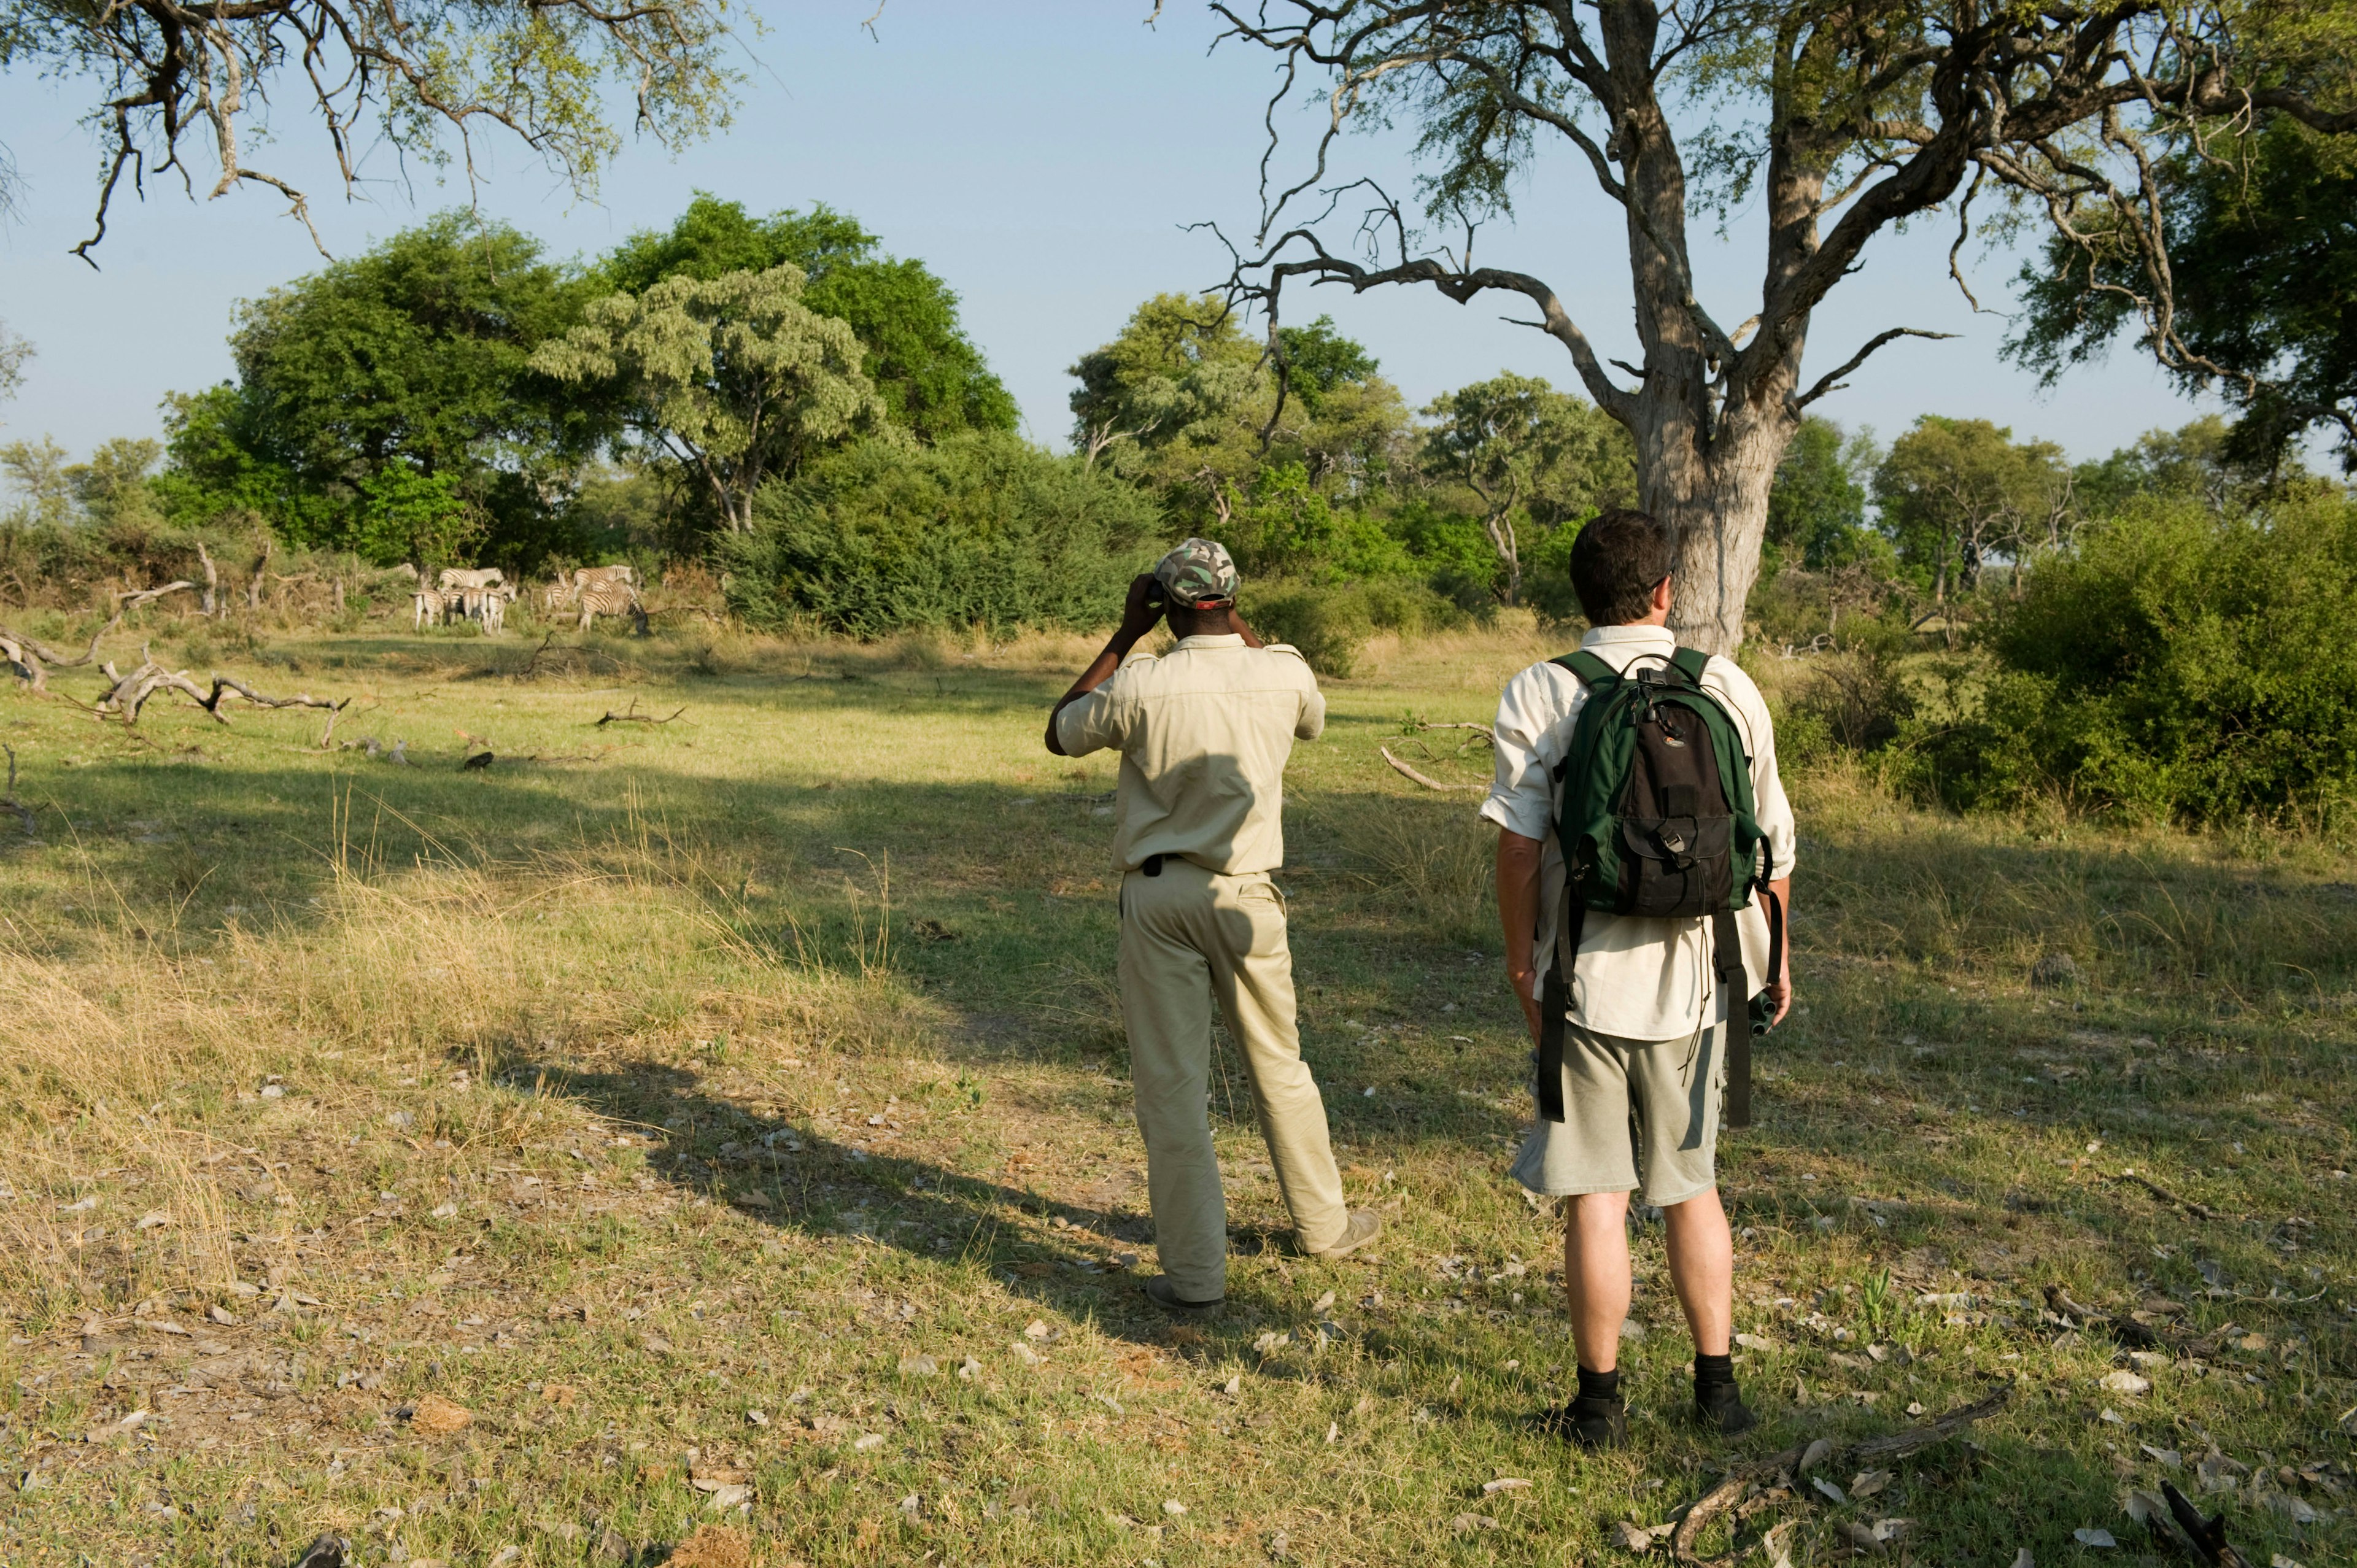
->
[[1569, 507, 1678, 625]]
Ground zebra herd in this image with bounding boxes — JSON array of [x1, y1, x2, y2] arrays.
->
[[411, 565, 644, 635]]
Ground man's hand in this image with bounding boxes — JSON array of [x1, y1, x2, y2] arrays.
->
[[1118, 573, 1166, 641], [1508, 965, 1544, 1045], [1047, 575, 1166, 755]]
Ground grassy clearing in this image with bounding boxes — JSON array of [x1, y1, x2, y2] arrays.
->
[[0, 614, 2351, 1567]]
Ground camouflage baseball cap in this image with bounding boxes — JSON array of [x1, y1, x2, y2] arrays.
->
[[1153, 537, 1239, 606]]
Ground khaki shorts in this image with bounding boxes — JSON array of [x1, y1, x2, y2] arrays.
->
[[1510, 1007, 1725, 1208]]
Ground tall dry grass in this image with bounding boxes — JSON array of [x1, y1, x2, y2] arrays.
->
[[0, 796, 919, 1318]]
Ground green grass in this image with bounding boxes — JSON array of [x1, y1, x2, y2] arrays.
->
[[0, 611, 2350, 1567]]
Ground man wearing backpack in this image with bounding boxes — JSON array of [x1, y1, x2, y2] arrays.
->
[[1483, 508, 1795, 1446], [1047, 538, 1381, 1311]]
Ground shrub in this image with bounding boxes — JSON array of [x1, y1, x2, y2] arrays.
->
[[1250, 584, 1377, 678], [718, 431, 1161, 638], [1914, 488, 2357, 825]]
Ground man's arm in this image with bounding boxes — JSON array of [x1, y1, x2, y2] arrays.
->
[[1497, 828, 1546, 1044], [1045, 574, 1163, 755]]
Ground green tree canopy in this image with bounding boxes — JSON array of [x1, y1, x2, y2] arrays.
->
[[600, 196, 1016, 441], [1419, 373, 1632, 603], [1067, 292, 1266, 475], [1765, 417, 1873, 573], [532, 265, 886, 534], [161, 213, 594, 564], [1275, 315, 1380, 412], [2, 0, 740, 258], [1873, 418, 2074, 604], [2014, 116, 2357, 469]]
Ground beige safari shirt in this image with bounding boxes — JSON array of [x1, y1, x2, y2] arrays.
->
[[1055, 633, 1325, 875], [1481, 625, 1797, 1041]]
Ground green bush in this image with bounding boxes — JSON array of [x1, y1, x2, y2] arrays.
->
[[1914, 488, 2357, 824], [1243, 578, 1463, 677], [718, 431, 1161, 637], [1250, 584, 1376, 677]]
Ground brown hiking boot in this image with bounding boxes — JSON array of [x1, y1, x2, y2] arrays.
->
[[1302, 1209, 1381, 1259]]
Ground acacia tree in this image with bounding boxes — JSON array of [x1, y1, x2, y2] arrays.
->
[[1, 0, 741, 261], [1420, 372, 1630, 604], [1207, 0, 2357, 653], [1873, 416, 2071, 607], [532, 265, 885, 535]]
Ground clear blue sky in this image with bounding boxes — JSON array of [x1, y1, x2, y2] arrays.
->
[[0, 1, 2207, 476]]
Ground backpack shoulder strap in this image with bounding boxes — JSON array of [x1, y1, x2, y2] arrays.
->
[[1550, 650, 1617, 688], [1669, 646, 1711, 687]]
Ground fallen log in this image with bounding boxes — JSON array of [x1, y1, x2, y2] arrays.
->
[[1379, 745, 1485, 792], [93, 654, 349, 727]]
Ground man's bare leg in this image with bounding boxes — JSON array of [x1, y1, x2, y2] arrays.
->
[[1553, 1191, 1635, 1446], [1662, 1188, 1733, 1355], [1563, 1191, 1634, 1372], [1663, 1186, 1754, 1434]]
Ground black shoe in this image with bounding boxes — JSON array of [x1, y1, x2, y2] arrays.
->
[[1141, 1275, 1222, 1311], [1693, 1381, 1757, 1437], [1546, 1394, 1628, 1449]]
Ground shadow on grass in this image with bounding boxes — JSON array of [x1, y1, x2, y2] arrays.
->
[[494, 1051, 1344, 1353]]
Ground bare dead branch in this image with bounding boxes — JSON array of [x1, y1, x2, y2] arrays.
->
[[93, 657, 350, 728], [1795, 329, 1959, 410], [1670, 1386, 2011, 1565], [594, 700, 688, 727], [1379, 745, 1484, 792]]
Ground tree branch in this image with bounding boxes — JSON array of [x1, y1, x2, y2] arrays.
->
[[1793, 328, 1957, 409]]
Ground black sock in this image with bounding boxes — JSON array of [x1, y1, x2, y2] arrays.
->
[[1694, 1352, 1736, 1397], [1576, 1365, 1622, 1404]]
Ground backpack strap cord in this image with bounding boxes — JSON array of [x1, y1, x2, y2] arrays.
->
[[1536, 891, 1584, 1124], [1711, 904, 1753, 1130]]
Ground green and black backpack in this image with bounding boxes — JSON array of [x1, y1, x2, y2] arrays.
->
[[1538, 647, 1783, 1128]]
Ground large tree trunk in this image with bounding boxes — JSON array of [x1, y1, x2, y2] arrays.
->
[[1644, 417, 1786, 656]]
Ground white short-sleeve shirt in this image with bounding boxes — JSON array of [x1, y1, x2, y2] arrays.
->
[[1481, 624, 1797, 1041]]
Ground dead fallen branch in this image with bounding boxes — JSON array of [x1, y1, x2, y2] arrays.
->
[[2111, 1170, 2221, 1221], [93, 654, 350, 727], [513, 630, 559, 681], [1415, 720, 1496, 744], [594, 700, 687, 727], [1379, 744, 1485, 792], [1670, 1385, 2011, 1566], [2043, 1283, 2167, 1351], [114, 581, 197, 617]]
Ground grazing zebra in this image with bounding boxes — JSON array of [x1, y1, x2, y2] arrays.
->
[[438, 566, 505, 597], [566, 569, 646, 633], [412, 589, 451, 630], [474, 584, 517, 636]]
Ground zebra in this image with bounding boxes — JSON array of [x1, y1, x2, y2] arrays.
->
[[438, 566, 505, 597], [412, 589, 451, 630], [474, 584, 517, 636], [562, 566, 646, 633]]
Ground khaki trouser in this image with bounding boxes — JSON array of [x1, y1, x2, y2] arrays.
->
[[1118, 859, 1348, 1299]]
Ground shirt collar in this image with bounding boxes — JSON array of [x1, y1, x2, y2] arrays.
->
[[1171, 633, 1246, 650], [1580, 623, 1676, 650]]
